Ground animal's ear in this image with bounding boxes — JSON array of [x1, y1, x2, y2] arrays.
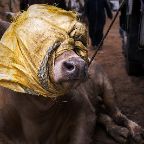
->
[[0, 19, 10, 38]]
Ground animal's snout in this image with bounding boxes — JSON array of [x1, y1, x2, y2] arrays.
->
[[63, 61, 75, 72], [53, 50, 88, 86], [62, 57, 88, 81]]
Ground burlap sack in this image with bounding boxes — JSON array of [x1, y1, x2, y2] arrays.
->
[[0, 4, 88, 97]]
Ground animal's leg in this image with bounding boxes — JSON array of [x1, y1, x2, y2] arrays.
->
[[100, 72, 144, 143], [109, 109, 144, 144], [97, 113, 129, 144]]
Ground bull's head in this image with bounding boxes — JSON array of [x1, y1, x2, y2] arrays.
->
[[0, 4, 89, 98]]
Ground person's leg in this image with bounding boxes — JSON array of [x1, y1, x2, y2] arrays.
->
[[94, 27, 104, 48], [88, 22, 96, 47]]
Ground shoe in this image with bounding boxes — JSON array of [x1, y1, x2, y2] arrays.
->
[[90, 45, 98, 50], [94, 45, 98, 50], [97, 49, 104, 54]]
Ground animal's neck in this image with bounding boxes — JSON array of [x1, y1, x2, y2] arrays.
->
[[15, 91, 77, 119], [25, 94, 57, 111]]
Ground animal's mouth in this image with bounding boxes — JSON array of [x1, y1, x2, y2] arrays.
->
[[59, 76, 88, 83], [57, 71, 89, 89]]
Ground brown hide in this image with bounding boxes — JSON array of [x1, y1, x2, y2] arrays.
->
[[0, 63, 100, 144], [0, 62, 143, 144]]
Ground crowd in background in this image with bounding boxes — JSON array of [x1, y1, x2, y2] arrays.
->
[[0, 0, 115, 50]]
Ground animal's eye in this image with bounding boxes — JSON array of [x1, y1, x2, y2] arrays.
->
[[73, 35, 87, 47], [74, 41, 88, 63], [74, 46, 86, 57], [74, 41, 87, 50]]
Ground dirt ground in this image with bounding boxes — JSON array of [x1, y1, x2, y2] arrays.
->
[[88, 13, 144, 143]]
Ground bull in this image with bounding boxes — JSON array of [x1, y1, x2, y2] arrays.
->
[[0, 4, 143, 144]]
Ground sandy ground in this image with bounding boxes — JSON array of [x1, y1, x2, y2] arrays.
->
[[88, 13, 144, 143]]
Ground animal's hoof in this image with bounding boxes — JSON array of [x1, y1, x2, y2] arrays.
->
[[107, 125, 129, 144], [127, 121, 144, 144]]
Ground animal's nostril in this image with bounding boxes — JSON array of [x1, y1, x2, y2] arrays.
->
[[63, 61, 75, 71]]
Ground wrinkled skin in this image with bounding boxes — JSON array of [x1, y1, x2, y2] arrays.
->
[[0, 21, 144, 144]]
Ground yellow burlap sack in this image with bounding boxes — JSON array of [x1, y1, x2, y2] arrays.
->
[[0, 4, 88, 97]]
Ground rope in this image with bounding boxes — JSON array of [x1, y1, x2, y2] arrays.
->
[[88, 0, 127, 67]]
